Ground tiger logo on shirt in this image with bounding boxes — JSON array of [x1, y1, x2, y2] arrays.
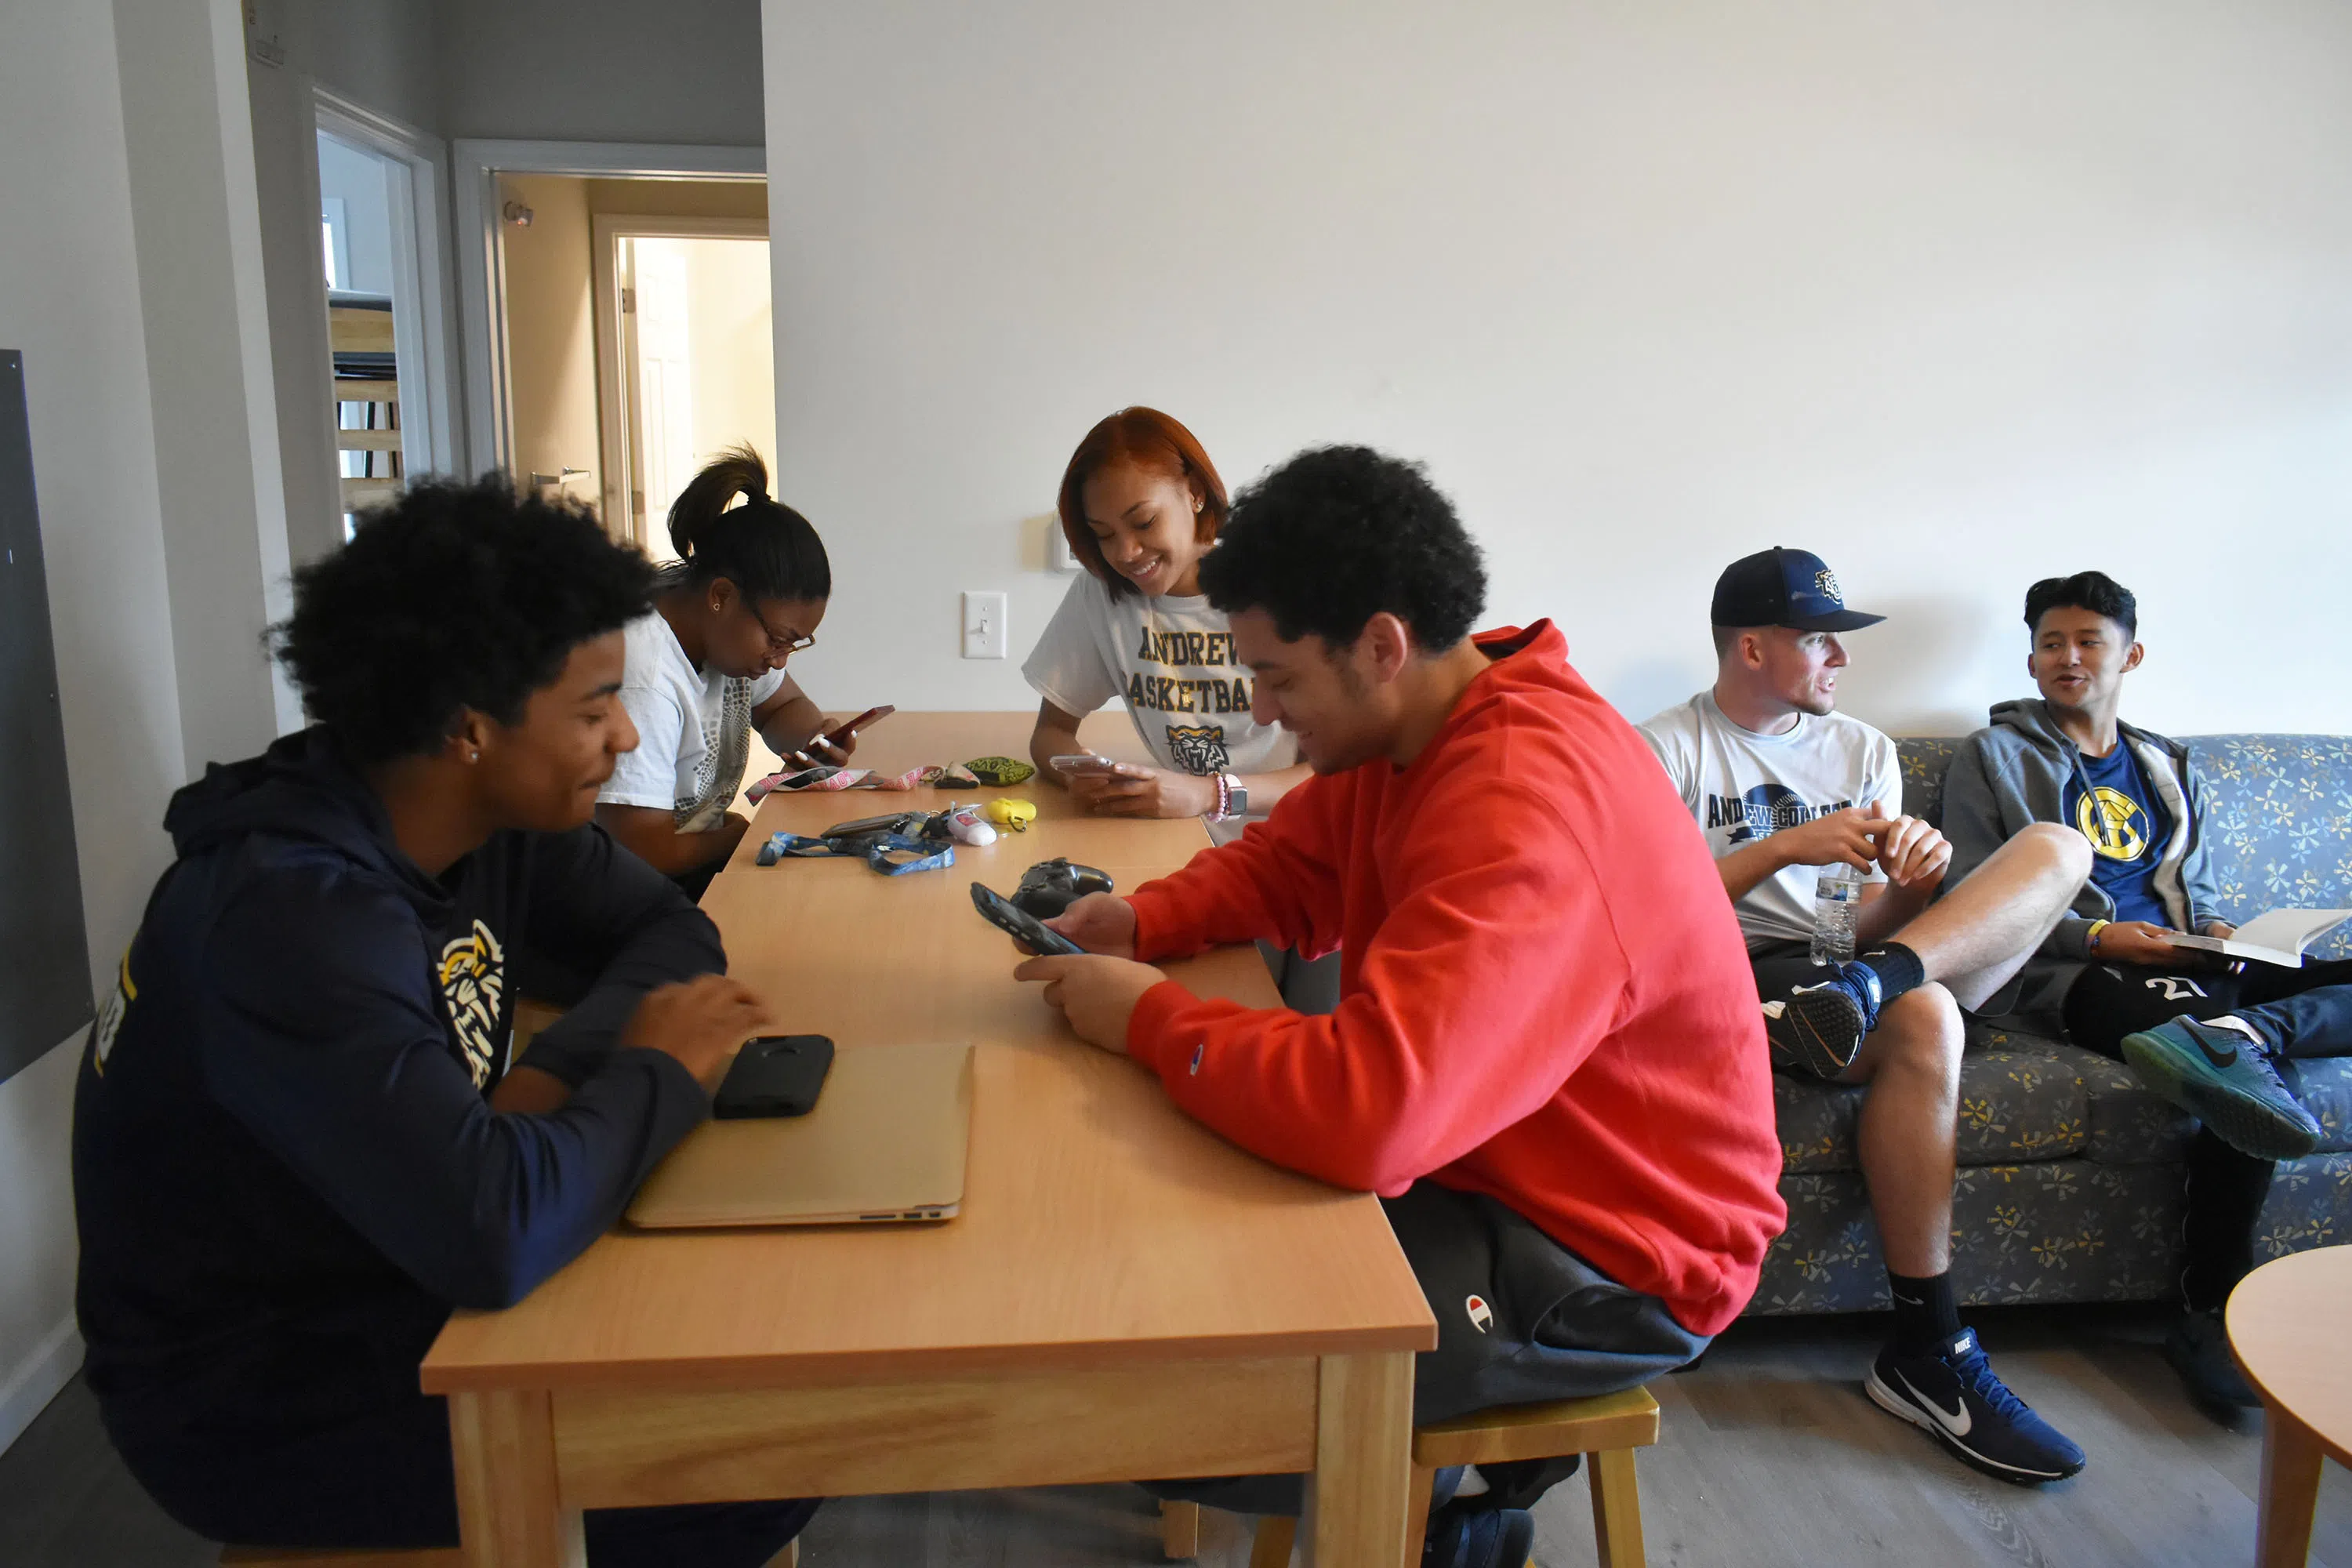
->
[[1165, 724, 1232, 775], [438, 920, 507, 1087]]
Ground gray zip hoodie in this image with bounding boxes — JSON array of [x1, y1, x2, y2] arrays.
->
[[1941, 698, 2223, 1018]]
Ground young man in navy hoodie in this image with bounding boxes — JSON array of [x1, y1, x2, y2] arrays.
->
[[72, 479, 815, 1563]]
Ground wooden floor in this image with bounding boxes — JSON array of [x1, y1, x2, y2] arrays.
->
[[7, 1305, 2347, 1566]]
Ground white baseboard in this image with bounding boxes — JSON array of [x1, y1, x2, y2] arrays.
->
[[0, 1316, 85, 1457]]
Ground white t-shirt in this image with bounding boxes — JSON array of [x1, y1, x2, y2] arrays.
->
[[1022, 571, 1297, 840], [1637, 691, 1903, 949], [597, 610, 787, 833]]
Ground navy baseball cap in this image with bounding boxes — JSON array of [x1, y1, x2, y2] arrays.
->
[[1709, 546, 1885, 633]]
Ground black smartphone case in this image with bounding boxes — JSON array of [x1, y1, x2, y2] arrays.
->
[[712, 1034, 836, 1120], [969, 881, 1086, 956]]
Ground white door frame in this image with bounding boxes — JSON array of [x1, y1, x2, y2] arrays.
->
[[590, 213, 768, 548], [313, 88, 459, 483], [449, 140, 764, 478]]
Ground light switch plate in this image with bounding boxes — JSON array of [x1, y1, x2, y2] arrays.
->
[[962, 590, 1007, 659]]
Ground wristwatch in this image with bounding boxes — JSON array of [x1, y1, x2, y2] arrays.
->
[[1218, 773, 1248, 821]]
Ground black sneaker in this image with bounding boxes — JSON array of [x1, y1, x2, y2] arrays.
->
[[1865, 1329, 2086, 1484], [1423, 1506, 1534, 1568], [2164, 1308, 2261, 1416], [2120, 1017, 2321, 1160], [1762, 960, 1884, 1078]]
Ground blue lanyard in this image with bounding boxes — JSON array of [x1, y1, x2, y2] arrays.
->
[[756, 831, 955, 876]]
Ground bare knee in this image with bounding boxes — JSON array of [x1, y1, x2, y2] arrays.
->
[[1863, 983, 1962, 1086], [2015, 819, 2093, 884]]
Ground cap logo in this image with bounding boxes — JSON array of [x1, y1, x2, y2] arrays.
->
[[1814, 567, 1844, 605]]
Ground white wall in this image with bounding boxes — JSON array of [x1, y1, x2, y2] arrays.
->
[[763, 1, 2352, 737], [0, 0, 187, 1454], [117, 0, 304, 766]]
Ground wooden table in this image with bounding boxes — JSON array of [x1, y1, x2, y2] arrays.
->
[[422, 713, 1436, 1566], [2230, 1245, 2352, 1567]]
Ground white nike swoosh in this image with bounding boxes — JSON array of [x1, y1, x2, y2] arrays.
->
[[1896, 1370, 1973, 1437]]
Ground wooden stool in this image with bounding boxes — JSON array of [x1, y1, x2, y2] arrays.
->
[[1164, 1385, 1659, 1568]]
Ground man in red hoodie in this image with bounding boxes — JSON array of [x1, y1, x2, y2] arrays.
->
[[1014, 446, 1784, 1561]]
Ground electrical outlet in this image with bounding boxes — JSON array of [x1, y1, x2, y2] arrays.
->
[[962, 590, 1007, 659]]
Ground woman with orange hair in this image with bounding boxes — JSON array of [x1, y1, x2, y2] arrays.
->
[[1023, 408, 1308, 838]]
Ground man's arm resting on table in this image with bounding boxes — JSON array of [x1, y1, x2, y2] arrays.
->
[[594, 801, 746, 879]]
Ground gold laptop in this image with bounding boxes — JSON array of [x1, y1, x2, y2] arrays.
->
[[626, 1040, 973, 1229]]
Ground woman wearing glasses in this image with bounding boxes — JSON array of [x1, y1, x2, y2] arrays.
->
[[596, 446, 848, 895]]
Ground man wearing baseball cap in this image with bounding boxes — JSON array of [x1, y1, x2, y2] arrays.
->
[[1639, 547, 2094, 1486]]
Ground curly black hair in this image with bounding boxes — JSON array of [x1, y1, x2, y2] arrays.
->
[[1198, 445, 1486, 650], [2024, 570, 2137, 641], [273, 475, 657, 764]]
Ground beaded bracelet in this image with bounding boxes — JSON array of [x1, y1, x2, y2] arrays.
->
[[1210, 772, 1232, 821]]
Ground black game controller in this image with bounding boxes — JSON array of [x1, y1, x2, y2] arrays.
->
[[1011, 858, 1115, 920]]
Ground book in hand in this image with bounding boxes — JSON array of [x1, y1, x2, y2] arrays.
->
[[2161, 909, 2352, 968]]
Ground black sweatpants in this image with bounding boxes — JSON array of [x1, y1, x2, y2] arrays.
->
[[1144, 1180, 1710, 1517], [112, 1392, 816, 1566], [2062, 956, 2352, 1310]]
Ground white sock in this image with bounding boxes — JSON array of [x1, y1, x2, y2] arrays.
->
[[1455, 1464, 1490, 1497]]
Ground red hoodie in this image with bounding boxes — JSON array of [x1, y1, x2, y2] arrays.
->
[[1124, 622, 1786, 1336]]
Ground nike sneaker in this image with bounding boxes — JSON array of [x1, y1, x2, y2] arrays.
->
[[2164, 1308, 2261, 1416], [1762, 960, 1884, 1078], [1423, 1505, 1535, 1568], [1865, 1329, 2086, 1483], [2119, 1016, 2321, 1161]]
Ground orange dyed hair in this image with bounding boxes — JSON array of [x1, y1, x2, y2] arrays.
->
[[1055, 407, 1229, 601]]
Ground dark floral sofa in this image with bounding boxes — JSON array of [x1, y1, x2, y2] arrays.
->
[[1748, 735, 2352, 1314]]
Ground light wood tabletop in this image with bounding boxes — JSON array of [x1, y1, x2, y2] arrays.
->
[[2229, 1244, 2352, 1567], [422, 712, 1436, 1567]]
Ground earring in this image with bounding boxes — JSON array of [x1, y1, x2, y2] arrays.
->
[[466, 748, 480, 764]]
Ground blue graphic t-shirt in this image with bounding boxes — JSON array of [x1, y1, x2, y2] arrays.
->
[[2067, 743, 2172, 925]]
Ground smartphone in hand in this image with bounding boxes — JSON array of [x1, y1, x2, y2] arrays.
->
[[1050, 753, 1138, 778], [971, 881, 1086, 956], [822, 704, 895, 750]]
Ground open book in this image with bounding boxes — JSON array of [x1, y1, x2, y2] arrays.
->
[[2162, 909, 2352, 968]]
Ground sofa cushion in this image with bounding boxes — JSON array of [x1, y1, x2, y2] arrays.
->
[[2187, 735, 2352, 961], [1966, 1019, 2196, 1167], [1775, 1040, 2089, 1174], [1755, 1159, 2186, 1313]]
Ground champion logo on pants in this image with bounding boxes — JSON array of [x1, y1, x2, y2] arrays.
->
[[1465, 1294, 1494, 1334]]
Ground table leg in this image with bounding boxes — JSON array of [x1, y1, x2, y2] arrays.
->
[[2257, 1402, 2324, 1568], [1301, 1351, 1414, 1568], [448, 1389, 585, 1568]]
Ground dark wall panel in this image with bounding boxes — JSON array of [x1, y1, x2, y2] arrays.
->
[[0, 350, 94, 1081]]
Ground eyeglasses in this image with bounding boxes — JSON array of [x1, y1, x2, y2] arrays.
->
[[746, 602, 816, 659]]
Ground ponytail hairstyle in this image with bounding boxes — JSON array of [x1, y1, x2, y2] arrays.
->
[[666, 445, 832, 606], [1055, 408, 1229, 601]]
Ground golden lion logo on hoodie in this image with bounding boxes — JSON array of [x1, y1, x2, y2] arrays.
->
[[438, 920, 506, 1087]]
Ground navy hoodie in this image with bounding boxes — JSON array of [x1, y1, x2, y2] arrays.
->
[[73, 727, 717, 1456]]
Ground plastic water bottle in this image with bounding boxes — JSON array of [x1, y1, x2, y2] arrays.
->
[[1810, 872, 1861, 966]]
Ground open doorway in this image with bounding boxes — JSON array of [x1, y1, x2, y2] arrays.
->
[[593, 218, 776, 557], [449, 142, 768, 542]]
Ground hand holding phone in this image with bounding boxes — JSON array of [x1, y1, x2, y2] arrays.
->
[[824, 704, 895, 751], [970, 881, 1087, 956], [1050, 753, 1145, 779]]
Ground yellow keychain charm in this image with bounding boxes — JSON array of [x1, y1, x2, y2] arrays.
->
[[983, 797, 1038, 831]]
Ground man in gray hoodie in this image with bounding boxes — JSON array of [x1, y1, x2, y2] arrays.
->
[[1942, 570, 2352, 1417]]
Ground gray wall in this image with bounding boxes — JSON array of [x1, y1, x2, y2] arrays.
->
[[436, 0, 764, 144]]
